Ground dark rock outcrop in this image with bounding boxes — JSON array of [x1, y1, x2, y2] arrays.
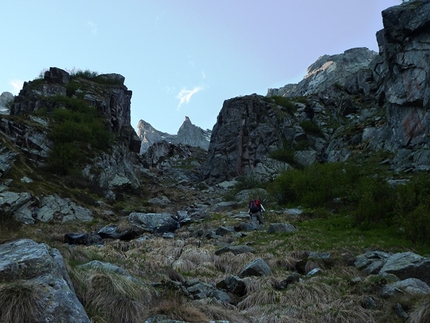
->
[[202, 94, 293, 181], [0, 67, 143, 201]]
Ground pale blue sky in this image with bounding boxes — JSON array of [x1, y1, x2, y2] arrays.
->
[[2, 0, 399, 134]]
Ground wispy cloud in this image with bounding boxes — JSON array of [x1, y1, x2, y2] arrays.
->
[[87, 21, 98, 35], [176, 86, 202, 109], [10, 80, 23, 94]]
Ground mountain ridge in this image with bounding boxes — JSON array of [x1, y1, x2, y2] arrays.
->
[[137, 116, 211, 154]]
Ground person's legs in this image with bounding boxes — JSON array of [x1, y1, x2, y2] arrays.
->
[[251, 214, 258, 230], [256, 211, 264, 227]]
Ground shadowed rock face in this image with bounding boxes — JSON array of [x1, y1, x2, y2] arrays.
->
[[373, 0, 430, 147], [12, 68, 134, 136]]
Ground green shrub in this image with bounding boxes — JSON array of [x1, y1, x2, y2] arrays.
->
[[394, 173, 430, 246], [271, 96, 296, 114], [267, 163, 361, 207], [0, 211, 22, 232], [269, 147, 295, 164], [351, 176, 395, 227], [235, 173, 262, 191], [300, 120, 323, 137], [71, 69, 99, 79], [66, 80, 81, 97], [45, 96, 112, 175], [400, 204, 430, 246]]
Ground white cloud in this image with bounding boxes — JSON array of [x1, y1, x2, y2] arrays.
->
[[10, 80, 23, 94], [176, 86, 202, 109], [87, 21, 98, 35]]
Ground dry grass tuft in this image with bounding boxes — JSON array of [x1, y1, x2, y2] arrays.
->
[[408, 298, 430, 323], [72, 268, 154, 323], [149, 297, 210, 322], [0, 281, 42, 323], [193, 298, 249, 323], [171, 246, 215, 274], [166, 268, 185, 283], [237, 277, 377, 323], [214, 252, 257, 274], [267, 256, 298, 271]]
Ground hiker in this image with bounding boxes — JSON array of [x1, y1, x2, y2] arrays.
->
[[248, 199, 266, 230]]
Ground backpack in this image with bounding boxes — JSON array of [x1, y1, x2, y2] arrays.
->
[[249, 199, 261, 213]]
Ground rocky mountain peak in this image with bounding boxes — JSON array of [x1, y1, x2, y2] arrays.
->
[[138, 116, 211, 154], [268, 47, 377, 97]]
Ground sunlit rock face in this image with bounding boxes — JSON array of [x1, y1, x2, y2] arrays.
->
[[267, 47, 377, 97]]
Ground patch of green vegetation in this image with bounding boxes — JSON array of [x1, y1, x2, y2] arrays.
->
[[294, 140, 310, 151], [271, 96, 296, 114], [65, 80, 81, 97], [0, 211, 23, 233], [300, 120, 323, 137], [70, 69, 123, 85], [292, 96, 308, 104], [70, 69, 99, 79], [268, 147, 295, 164], [266, 161, 430, 248], [45, 95, 113, 175], [234, 173, 263, 191]]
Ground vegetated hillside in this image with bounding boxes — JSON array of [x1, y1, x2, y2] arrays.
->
[[1, 1, 430, 322]]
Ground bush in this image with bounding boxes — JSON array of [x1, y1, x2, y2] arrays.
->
[[268, 147, 295, 164], [271, 96, 296, 114], [300, 120, 323, 137], [235, 173, 262, 191], [268, 163, 360, 208], [70, 69, 99, 79], [394, 173, 430, 246], [351, 176, 395, 227]]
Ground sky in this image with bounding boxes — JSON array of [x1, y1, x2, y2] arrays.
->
[[2, 0, 400, 134]]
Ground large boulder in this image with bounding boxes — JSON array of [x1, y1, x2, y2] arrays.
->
[[0, 239, 90, 322], [129, 212, 180, 234], [379, 252, 430, 285], [239, 257, 271, 278]]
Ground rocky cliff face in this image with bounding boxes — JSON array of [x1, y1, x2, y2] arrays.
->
[[203, 1, 430, 182], [1, 67, 143, 200], [137, 116, 210, 154], [368, 0, 430, 169]]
